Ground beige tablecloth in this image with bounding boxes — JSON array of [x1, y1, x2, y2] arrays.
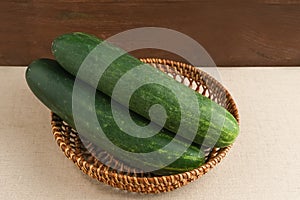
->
[[0, 67, 299, 199]]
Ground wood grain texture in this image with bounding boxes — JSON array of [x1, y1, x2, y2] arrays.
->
[[1, 0, 300, 66]]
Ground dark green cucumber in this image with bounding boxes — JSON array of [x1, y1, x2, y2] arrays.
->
[[25, 58, 205, 175], [52, 32, 239, 148]]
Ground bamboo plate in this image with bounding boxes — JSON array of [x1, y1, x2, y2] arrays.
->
[[50, 58, 240, 193]]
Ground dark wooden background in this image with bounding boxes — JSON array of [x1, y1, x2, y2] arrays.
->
[[1, 0, 300, 66]]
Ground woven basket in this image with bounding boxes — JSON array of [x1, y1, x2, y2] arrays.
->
[[50, 58, 240, 193]]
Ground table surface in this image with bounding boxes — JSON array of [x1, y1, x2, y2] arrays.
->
[[1, 66, 299, 199]]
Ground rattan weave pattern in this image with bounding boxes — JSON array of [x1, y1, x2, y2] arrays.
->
[[50, 58, 239, 193]]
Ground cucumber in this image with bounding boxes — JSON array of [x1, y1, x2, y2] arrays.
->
[[25, 58, 205, 175], [52, 32, 239, 148]]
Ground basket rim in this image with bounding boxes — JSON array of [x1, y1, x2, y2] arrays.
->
[[50, 57, 240, 193], [140, 58, 240, 124]]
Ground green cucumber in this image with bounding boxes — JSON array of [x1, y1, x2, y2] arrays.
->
[[25, 58, 205, 175], [52, 32, 239, 148]]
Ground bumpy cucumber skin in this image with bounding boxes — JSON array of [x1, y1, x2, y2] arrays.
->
[[52, 32, 239, 148], [25, 58, 205, 175]]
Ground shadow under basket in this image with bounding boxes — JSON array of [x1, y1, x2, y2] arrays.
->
[[50, 58, 240, 194]]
